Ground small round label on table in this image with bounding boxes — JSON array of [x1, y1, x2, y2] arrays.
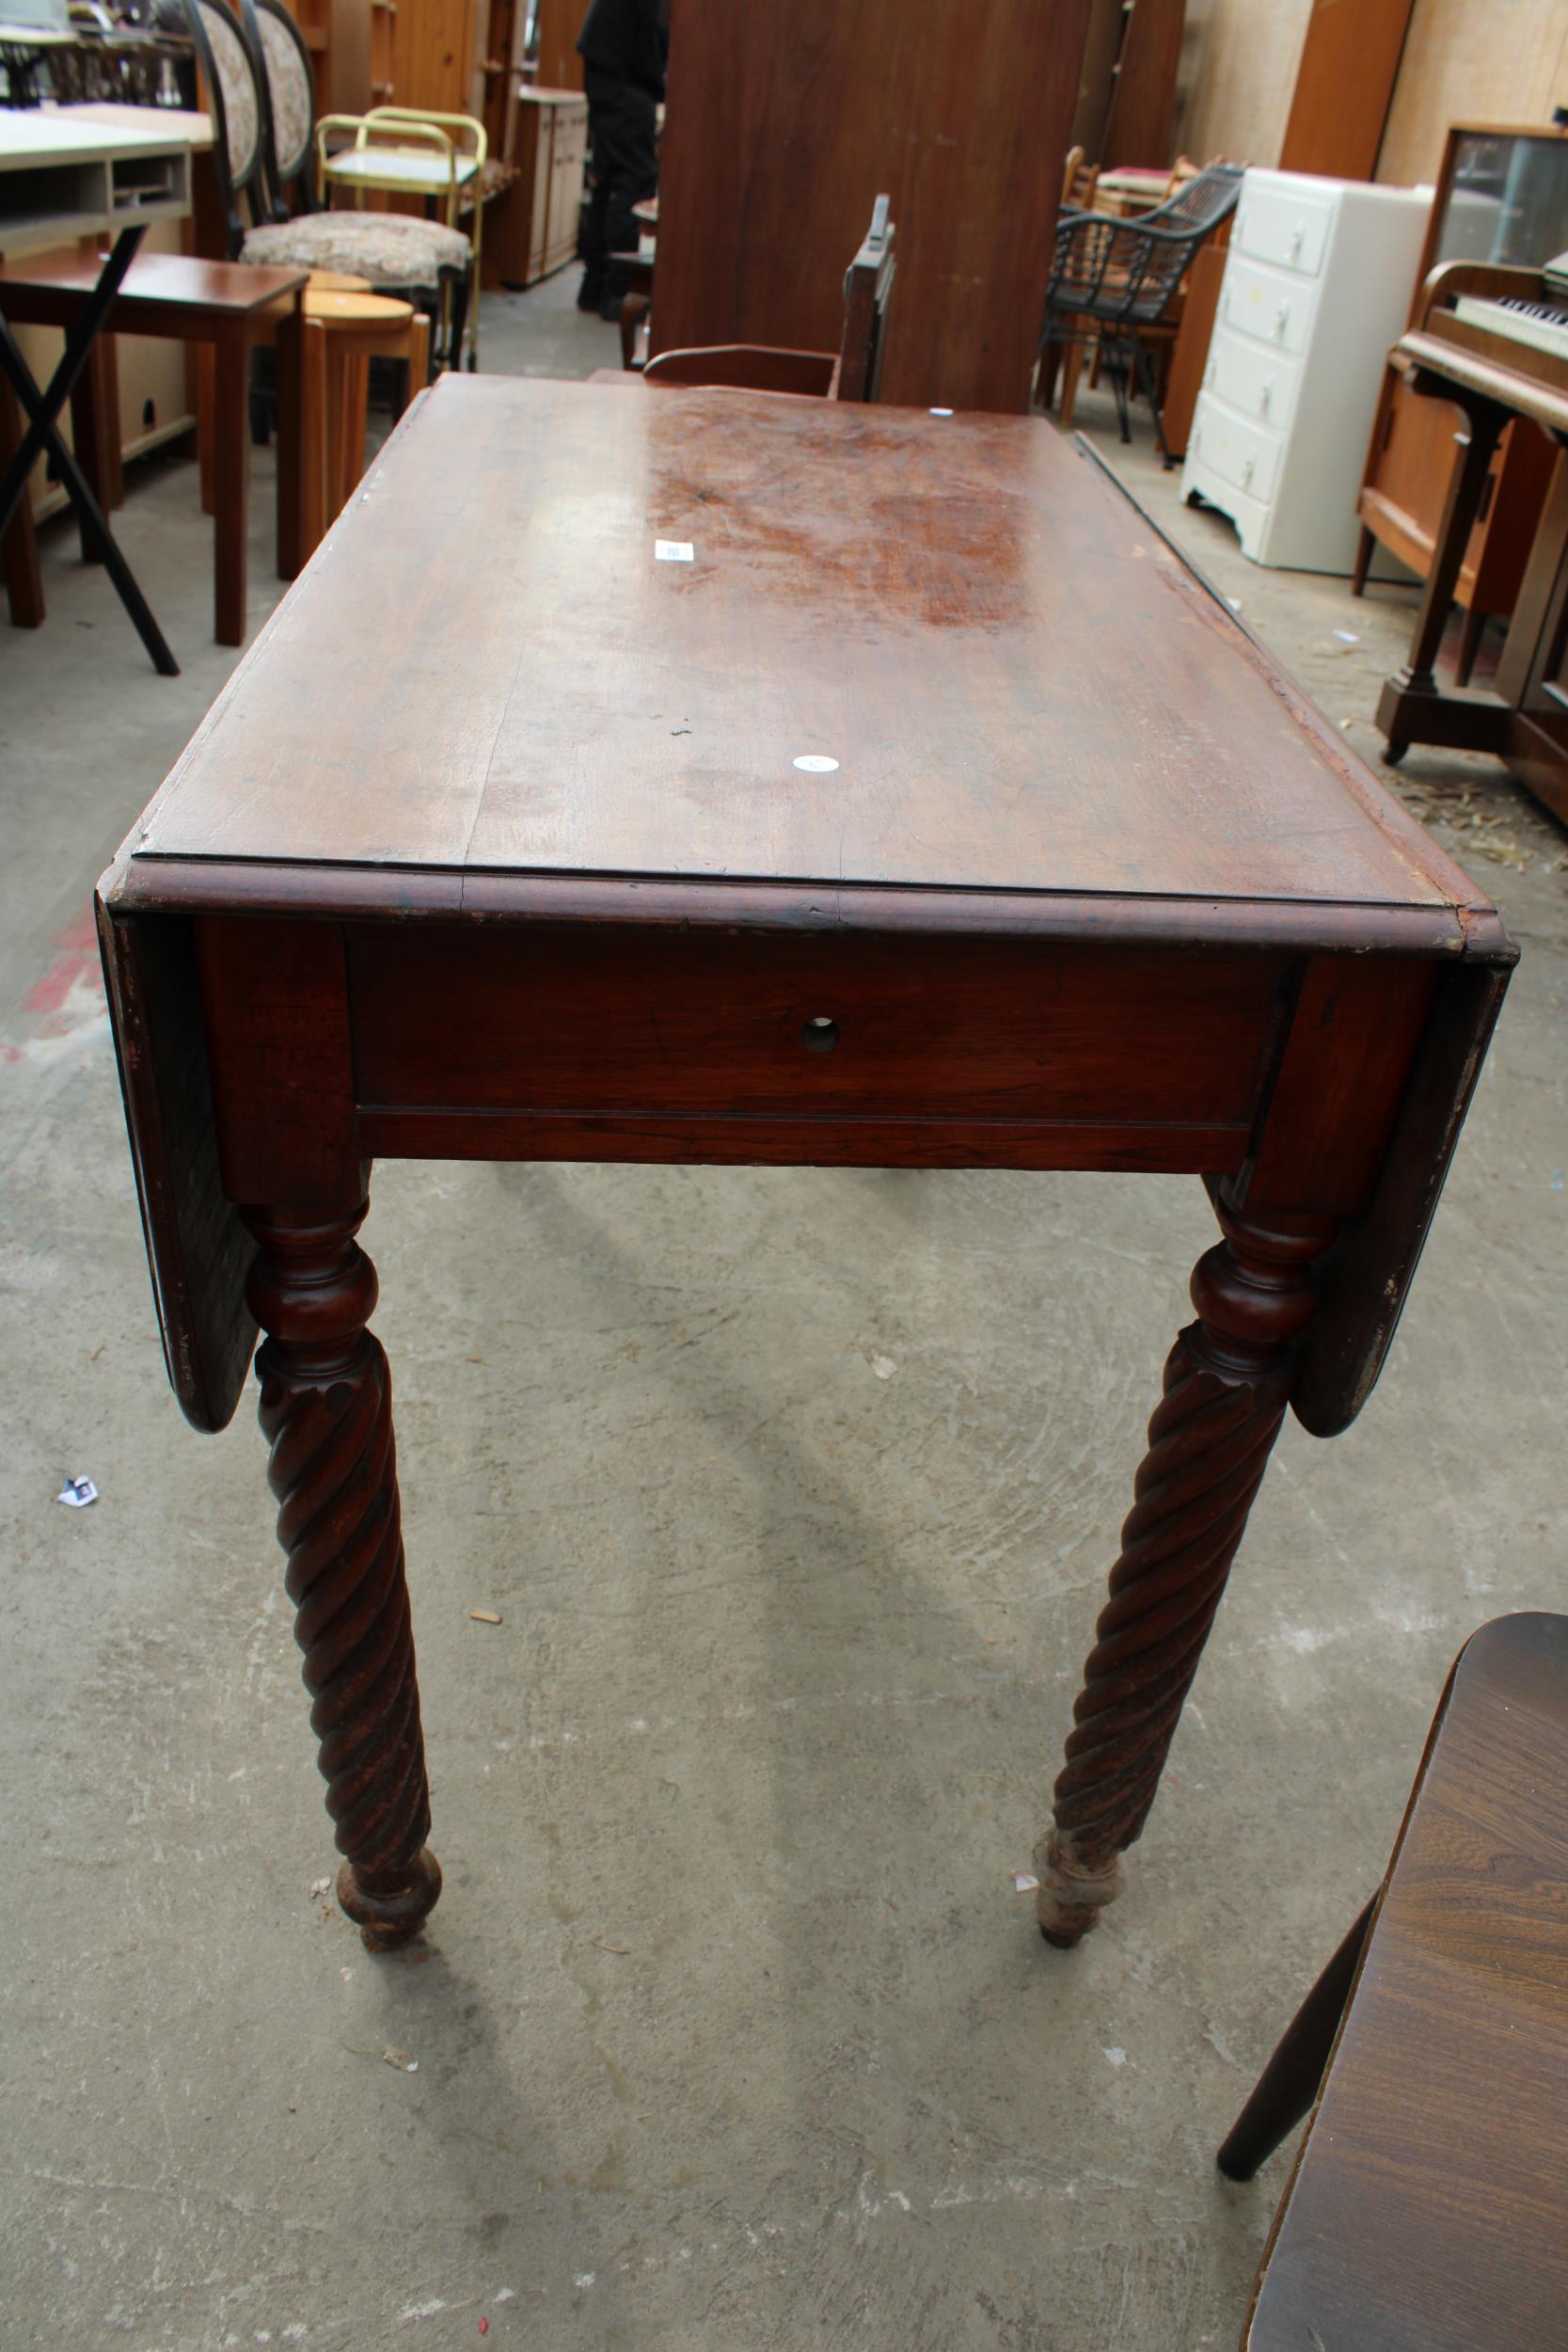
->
[[793, 755, 840, 773]]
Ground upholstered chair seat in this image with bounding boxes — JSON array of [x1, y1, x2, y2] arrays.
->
[[241, 213, 469, 292]]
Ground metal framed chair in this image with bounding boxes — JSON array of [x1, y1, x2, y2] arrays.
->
[[1040, 161, 1243, 456], [316, 106, 487, 371]]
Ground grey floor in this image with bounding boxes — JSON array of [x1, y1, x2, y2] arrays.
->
[[2, 270, 1563, 2352]]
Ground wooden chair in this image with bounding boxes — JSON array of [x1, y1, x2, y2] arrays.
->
[[1061, 144, 1100, 212], [1219, 1613, 1568, 2352], [627, 198, 895, 401], [612, 198, 658, 372]]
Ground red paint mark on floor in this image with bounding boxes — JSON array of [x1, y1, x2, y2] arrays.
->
[[4, 905, 106, 1058], [25, 906, 101, 1020]]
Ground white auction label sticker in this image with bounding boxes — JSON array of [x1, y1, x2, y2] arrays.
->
[[929, 406, 954, 417], [655, 540, 694, 562], [793, 755, 840, 773]]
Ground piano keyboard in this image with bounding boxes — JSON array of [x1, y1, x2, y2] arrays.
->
[[1452, 293, 1568, 362]]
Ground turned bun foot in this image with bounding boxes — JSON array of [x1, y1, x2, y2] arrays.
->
[[337, 1848, 443, 1951], [1033, 1831, 1126, 1948]]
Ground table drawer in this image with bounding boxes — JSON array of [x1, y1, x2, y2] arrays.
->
[[1221, 253, 1320, 359], [1234, 181, 1333, 279], [349, 926, 1287, 1128]]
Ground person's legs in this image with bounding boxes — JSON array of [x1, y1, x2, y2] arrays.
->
[[582, 68, 657, 321]]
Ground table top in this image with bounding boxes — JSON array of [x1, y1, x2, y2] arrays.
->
[[124, 373, 1491, 945], [57, 101, 214, 152], [0, 103, 202, 257], [0, 247, 306, 312], [0, 103, 203, 167]]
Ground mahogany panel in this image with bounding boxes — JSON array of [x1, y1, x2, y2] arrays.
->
[[356, 1108, 1251, 1174], [1244, 955, 1436, 1216], [194, 914, 360, 1204], [1295, 957, 1512, 1437], [650, 0, 1092, 413], [347, 925, 1291, 1124], [94, 901, 257, 1434], [1277, 0, 1414, 183], [1244, 1614, 1568, 2352], [1100, 0, 1184, 171]]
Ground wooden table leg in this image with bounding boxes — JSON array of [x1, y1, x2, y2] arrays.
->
[[275, 304, 304, 584], [1376, 380, 1508, 760], [0, 369, 44, 628], [68, 335, 117, 565], [1034, 1188, 1337, 1947], [196, 342, 215, 519], [213, 326, 249, 646], [241, 1200, 442, 1951], [299, 317, 328, 566]]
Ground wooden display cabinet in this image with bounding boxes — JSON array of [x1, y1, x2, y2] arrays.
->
[[482, 85, 586, 287], [1356, 123, 1568, 675], [279, 0, 372, 117]]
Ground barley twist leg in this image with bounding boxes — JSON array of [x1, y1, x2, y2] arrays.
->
[[1035, 1192, 1336, 1947], [245, 1202, 441, 1951]]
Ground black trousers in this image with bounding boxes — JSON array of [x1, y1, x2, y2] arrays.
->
[[581, 65, 658, 299]]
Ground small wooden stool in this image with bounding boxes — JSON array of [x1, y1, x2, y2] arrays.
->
[[297, 288, 430, 561], [198, 277, 427, 570], [1221, 1613, 1568, 2351]]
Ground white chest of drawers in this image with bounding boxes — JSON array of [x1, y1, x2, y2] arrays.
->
[[1180, 168, 1430, 574]]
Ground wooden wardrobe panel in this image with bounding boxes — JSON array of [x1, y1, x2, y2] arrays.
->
[[651, 0, 1092, 415]]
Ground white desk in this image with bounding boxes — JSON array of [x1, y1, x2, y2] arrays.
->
[[0, 105, 196, 256]]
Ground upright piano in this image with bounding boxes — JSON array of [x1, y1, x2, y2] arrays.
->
[[1378, 256, 1568, 827]]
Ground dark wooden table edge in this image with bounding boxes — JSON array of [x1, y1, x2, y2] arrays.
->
[[1071, 434, 1495, 922], [106, 851, 1502, 957], [0, 270, 309, 336]]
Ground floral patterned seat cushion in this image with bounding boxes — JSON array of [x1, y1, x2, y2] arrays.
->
[[242, 213, 469, 289]]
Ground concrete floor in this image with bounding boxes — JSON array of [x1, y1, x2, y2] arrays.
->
[[2, 271, 1563, 2352]]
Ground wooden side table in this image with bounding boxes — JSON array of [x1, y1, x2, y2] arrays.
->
[[98, 378, 1515, 1957], [0, 251, 309, 645]]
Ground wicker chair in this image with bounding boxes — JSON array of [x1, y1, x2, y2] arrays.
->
[[1041, 161, 1243, 456]]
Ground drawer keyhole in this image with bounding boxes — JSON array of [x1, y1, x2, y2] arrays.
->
[[800, 1014, 839, 1053]]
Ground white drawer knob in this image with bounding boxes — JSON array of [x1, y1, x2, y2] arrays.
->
[[1290, 223, 1304, 255], [1273, 302, 1289, 340], [1259, 380, 1272, 415], [1242, 455, 1255, 485]]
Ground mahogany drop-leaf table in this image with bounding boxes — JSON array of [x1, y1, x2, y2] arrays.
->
[[97, 376, 1515, 1952]]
